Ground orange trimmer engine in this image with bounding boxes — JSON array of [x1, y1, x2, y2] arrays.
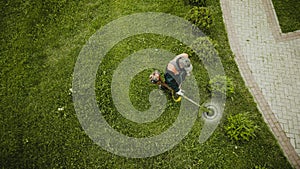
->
[[149, 70, 162, 84]]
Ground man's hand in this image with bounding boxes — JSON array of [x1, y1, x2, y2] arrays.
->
[[176, 89, 184, 96]]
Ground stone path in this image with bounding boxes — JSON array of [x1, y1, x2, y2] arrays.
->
[[220, 0, 300, 168]]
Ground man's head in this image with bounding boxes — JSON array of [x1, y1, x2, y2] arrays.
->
[[179, 57, 193, 76]]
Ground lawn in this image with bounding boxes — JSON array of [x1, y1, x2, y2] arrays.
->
[[0, 0, 293, 168], [272, 0, 300, 33]]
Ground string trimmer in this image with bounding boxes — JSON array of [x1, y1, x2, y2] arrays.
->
[[149, 70, 217, 119]]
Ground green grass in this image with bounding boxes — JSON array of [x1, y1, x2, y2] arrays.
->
[[0, 0, 293, 168], [272, 0, 300, 33]]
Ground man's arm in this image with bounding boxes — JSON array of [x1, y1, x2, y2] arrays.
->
[[167, 64, 179, 75], [175, 53, 188, 59]]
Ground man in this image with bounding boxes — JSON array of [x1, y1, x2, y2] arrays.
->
[[164, 53, 193, 96]]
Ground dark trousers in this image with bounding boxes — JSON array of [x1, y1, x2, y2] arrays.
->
[[164, 73, 180, 92]]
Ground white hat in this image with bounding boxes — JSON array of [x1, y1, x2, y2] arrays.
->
[[179, 58, 193, 74]]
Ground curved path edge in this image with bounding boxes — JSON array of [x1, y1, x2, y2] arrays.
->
[[220, 0, 300, 168]]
